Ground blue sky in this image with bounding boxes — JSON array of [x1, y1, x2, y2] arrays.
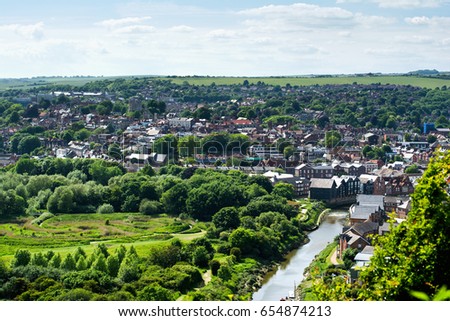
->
[[0, 0, 449, 77]]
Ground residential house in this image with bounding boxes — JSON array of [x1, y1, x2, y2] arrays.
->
[[339, 221, 378, 256], [349, 194, 384, 225], [359, 174, 379, 194], [295, 163, 334, 179], [361, 133, 379, 145], [333, 162, 366, 177], [0, 154, 17, 167], [396, 199, 411, 219], [309, 176, 359, 207]]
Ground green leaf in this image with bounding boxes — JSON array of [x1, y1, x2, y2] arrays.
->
[[410, 290, 430, 301]]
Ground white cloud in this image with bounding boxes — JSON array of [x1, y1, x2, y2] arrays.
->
[[96, 16, 152, 29], [113, 25, 155, 34], [405, 16, 450, 25], [0, 22, 44, 40], [169, 25, 195, 33], [375, 0, 444, 8], [207, 29, 240, 39], [240, 3, 354, 21], [337, 0, 446, 7]]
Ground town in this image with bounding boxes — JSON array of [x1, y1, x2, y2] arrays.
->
[[1, 75, 450, 301]]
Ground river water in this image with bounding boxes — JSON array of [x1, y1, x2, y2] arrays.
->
[[252, 210, 348, 301]]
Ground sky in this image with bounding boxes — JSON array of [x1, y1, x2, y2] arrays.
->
[[0, 0, 449, 78]]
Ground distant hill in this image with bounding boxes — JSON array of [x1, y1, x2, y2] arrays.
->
[[407, 69, 440, 76]]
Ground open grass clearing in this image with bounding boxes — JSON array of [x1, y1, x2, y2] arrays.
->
[[0, 212, 205, 264]]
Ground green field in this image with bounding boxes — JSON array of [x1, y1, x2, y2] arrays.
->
[[162, 75, 450, 89], [1, 74, 450, 91], [0, 213, 206, 264]]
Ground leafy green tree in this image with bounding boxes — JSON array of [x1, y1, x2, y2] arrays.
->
[[30, 252, 48, 267], [0, 190, 27, 217], [272, 182, 295, 200], [153, 134, 178, 162], [17, 136, 41, 155], [76, 256, 88, 271], [11, 249, 31, 268], [107, 143, 122, 160], [139, 199, 162, 215], [210, 259, 221, 276], [324, 131, 341, 148], [229, 228, 256, 255], [200, 132, 229, 155], [160, 183, 189, 215], [88, 160, 124, 185], [61, 254, 77, 271], [178, 135, 200, 158], [47, 186, 74, 213], [191, 246, 210, 268], [91, 254, 108, 274], [48, 253, 62, 268], [212, 207, 240, 231], [137, 283, 176, 301], [405, 164, 420, 174], [146, 99, 166, 115], [106, 255, 120, 277]]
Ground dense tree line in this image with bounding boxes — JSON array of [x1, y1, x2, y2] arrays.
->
[[0, 157, 312, 300]]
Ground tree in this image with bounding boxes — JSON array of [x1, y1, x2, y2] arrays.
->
[[60, 254, 77, 271], [91, 254, 108, 274], [107, 143, 122, 160], [106, 255, 120, 277], [272, 182, 295, 200], [405, 164, 420, 174], [47, 186, 74, 213], [153, 134, 178, 162], [178, 135, 200, 158], [17, 135, 41, 155], [137, 283, 176, 301], [212, 207, 240, 231], [324, 131, 341, 148], [283, 145, 296, 160], [11, 249, 31, 268], [229, 228, 256, 255], [191, 246, 210, 268], [146, 99, 166, 116], [139, 199, 162, 215], [160, 183, 189, 215]]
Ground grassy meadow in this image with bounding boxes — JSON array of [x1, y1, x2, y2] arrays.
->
[[0, 213, 206, 265]]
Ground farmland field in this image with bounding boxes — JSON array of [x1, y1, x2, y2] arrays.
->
[[1, 74, 450, 91], [162, 75, 450, 89], [0, 213, 205, 264]]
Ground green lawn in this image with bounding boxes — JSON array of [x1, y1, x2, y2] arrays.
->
[[0, 213, 205, 264]]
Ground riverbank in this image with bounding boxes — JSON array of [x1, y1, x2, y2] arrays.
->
[[252, 210, 348, 301]]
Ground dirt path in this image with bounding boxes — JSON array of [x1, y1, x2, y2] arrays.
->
[[330, 248, 339, 265]]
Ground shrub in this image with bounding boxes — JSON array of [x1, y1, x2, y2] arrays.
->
[[97, 204, 114, 214], [139, 199, 163, 215]]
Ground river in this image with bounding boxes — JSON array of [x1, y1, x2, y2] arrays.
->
[[252, 210, 348, 301]]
